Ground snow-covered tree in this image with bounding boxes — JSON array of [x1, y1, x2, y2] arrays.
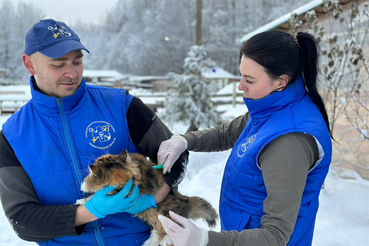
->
[[79, 0, 312, 76], [163, 45, 221, 132], [0, 1, 17, 78], [0, 1, 44, 79], [289, 0, 369, 172], [0, 0, 314, 79]]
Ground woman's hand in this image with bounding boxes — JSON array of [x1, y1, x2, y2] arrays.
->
[[157, 135, 188, 174], [158, 211, 208, 246]]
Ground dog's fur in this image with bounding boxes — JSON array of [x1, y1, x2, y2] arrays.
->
[[81, 150, 218, 246]]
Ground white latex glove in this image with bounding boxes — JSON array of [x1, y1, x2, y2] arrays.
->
[[157, 135, 188, 174], [158, 211, 208, 246]]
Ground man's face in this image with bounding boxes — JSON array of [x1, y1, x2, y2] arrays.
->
[[30, 50, 84, 98]]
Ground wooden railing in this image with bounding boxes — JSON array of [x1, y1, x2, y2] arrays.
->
[[0, 98, 29, 115]]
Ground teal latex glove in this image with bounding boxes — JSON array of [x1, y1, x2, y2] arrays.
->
[[123, 193, 157, 214], [85, 178, 138, 218]]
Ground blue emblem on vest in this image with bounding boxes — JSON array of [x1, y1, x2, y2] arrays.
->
[[86, 121, 116, 149]]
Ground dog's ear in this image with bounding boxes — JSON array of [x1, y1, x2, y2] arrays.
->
[[118, 149, 128, 162], [89, 165, 102, 177]]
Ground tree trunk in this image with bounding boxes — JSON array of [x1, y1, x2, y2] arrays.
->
[[196, 0, 202, 45]]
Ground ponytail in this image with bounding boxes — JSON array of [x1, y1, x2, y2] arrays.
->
[[297, 32, 334, 140]]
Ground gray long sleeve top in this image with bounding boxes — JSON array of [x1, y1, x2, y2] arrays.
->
[[183, 113, 319, 246]]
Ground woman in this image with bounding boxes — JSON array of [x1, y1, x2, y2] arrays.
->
[[157, 31, 333, 246]]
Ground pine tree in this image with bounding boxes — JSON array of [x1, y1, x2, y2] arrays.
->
[[163, 45, 222, 132]]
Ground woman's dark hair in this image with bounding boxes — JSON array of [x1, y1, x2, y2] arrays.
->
[[240, 31, 333, 139]]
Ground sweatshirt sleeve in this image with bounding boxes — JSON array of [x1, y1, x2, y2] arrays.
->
[[183, 113, 250, 152], [0, 131, 84, 242], [208, 132, 319, 246], [126, 96, 189, 193]]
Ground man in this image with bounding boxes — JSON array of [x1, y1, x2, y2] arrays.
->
[[0, 19, 188, 246]]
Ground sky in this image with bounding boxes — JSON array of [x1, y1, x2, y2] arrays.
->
[[0, 0, 119, 25], [0, 84, 369, 245]]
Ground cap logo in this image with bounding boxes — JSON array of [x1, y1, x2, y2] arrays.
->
[[47, 24, 71, 39], [25, 19, 90, 57]]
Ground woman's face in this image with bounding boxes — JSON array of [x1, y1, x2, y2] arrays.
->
[[238, 55, 282, 100]]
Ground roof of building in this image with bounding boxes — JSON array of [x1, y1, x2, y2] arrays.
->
[[128, 76, 170, 82], [83, 70, 126, 79], [202, 66, 239, 79], [239, 0, 357, 43]]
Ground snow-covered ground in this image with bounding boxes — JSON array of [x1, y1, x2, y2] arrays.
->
[[0, 85, 368, 245]]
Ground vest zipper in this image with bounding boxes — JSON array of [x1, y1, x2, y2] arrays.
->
[[57, 98, 105, 246]]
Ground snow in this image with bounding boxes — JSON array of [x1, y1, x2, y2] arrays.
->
[[128, 76, 170, 81], [313, 169, 369, 246], [83, 70, 126, 79], [1, 85, 369, 245], [202, 66, 239, 79], [215, 82, 242, 95], [0, 85, 30, 94]]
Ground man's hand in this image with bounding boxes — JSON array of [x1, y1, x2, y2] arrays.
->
[[158, 211, 208, 246], [84, 178, 156, 218], [123, 193, 157, 214], [158, 135, 188, 174]]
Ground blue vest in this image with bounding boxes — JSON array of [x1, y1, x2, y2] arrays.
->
[[219, 77, 332, 245], [2, 77, 150, 246]]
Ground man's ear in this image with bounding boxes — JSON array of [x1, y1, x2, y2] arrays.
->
[[22, 54, 36, 75]]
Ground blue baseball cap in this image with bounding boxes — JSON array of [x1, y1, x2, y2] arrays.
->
[[24, 19, 89, 58]]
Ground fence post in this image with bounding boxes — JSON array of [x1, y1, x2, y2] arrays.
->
[[232, 83, 236, 107]]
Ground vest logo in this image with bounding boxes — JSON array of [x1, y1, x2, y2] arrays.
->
[[86, 121, 116, 149], [48, 24, 71, 39], [237, 134, 256, 157]]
